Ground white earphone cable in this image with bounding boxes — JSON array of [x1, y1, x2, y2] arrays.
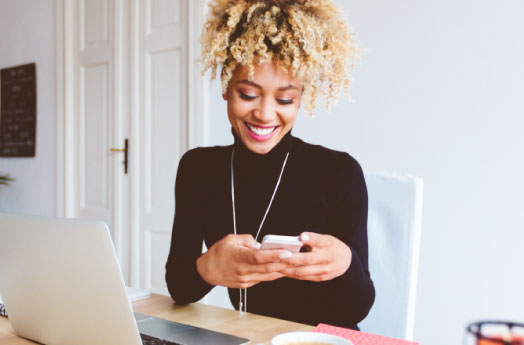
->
[[231, 148, 290, 313]]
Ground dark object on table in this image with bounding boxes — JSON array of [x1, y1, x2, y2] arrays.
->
[[0, 303, 7, 317], [466, 321, 524, 344]]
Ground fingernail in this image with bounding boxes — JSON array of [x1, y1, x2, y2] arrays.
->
[[255, 242, 261, 249], [301, 234, 310, 242], [279, 250, 292, 259]]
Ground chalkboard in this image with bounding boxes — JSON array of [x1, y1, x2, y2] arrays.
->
[[0, 63, 37, 157]]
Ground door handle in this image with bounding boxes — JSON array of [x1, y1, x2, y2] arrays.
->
[[109, 138, 128, 174]]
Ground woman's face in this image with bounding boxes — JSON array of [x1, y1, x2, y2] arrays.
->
[[224, 62, 302, 154]]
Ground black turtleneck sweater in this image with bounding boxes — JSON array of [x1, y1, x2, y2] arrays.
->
[[165, 130, 375, 330]]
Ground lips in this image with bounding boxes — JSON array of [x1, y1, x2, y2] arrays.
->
[[244, 122, 278, 141]]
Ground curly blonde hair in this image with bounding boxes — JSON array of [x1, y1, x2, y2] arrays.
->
[[200, 0, 360, 115]]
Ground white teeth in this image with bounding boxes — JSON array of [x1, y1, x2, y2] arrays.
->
[[246, 123, 275, 136]]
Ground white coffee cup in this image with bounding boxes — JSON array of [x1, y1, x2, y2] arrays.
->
[[271, 331, 353, 345]]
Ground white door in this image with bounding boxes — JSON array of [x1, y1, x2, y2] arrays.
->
[[72, 0, 117, 228], [63, 0, 191, 290], [64, 0, 132, 279], [67, 0, 129, 256], [130, 0, 188, 294]]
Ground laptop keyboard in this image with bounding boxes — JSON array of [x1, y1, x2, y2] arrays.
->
[[140, 333, 183, 345]]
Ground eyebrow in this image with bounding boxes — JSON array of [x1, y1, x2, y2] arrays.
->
[[237, 80, 299, 91]]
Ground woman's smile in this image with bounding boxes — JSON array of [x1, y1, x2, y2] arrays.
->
[[244, 122, 279, 141]]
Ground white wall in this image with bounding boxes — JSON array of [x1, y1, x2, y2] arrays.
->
[[0, 0, 56, 216], [203, 1, 524, 344]]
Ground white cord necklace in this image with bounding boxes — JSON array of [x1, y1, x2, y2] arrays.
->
[[231, 147, 290, 313]]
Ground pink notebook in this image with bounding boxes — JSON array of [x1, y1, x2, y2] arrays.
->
[[313, 323, 419, 345]]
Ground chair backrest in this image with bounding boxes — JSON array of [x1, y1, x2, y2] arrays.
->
[[359, 172, 423, 341]]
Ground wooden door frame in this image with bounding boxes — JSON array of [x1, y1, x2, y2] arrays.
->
[[55, 0, 208, 284]]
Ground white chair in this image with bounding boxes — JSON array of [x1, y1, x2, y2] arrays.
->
[[359, 172, 424, 341]]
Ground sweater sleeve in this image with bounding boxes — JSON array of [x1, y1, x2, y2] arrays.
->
[[165, 149, 214, 304], [326, 153, 375, 325]]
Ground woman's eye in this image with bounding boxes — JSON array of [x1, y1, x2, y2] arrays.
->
[[277, 99, 294, 105], [239, 92, 257, 100]]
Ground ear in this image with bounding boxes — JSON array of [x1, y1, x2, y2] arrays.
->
[[222, 86, 230, 101], [297, 86, 304, 108]]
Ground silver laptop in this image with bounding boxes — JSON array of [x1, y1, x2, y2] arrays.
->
[[0, 213, 249, 345]]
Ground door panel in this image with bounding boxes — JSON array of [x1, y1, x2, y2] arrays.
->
[[83, 0, 109, 47], [145, 230, 173, 294], [81, 64, 110, 210], [135, 0, 188, 294], [148, 0, 181, 32], [68, 0, 130, 281], [146, 50, 182, 214], [74, 0, 115, 234]]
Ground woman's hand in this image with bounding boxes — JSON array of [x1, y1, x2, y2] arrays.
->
[[196, 234, 294, 289], [280, 232, 352, 282]]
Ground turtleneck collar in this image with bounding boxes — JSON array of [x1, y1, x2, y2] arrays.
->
[[232, 127, 294, 162]]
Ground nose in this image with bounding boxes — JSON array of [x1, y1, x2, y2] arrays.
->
[[252, 97, 276, 123]]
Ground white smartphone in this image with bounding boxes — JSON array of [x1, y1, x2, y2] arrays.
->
[[260, 234, 303, 252]]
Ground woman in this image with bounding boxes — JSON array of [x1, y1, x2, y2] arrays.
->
[[166, 0, 375, 330]]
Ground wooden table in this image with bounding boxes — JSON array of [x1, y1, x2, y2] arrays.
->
[[0, 294, 314, 344]]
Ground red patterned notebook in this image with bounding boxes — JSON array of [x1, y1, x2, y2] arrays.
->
[[313, 323, 419, 345]]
